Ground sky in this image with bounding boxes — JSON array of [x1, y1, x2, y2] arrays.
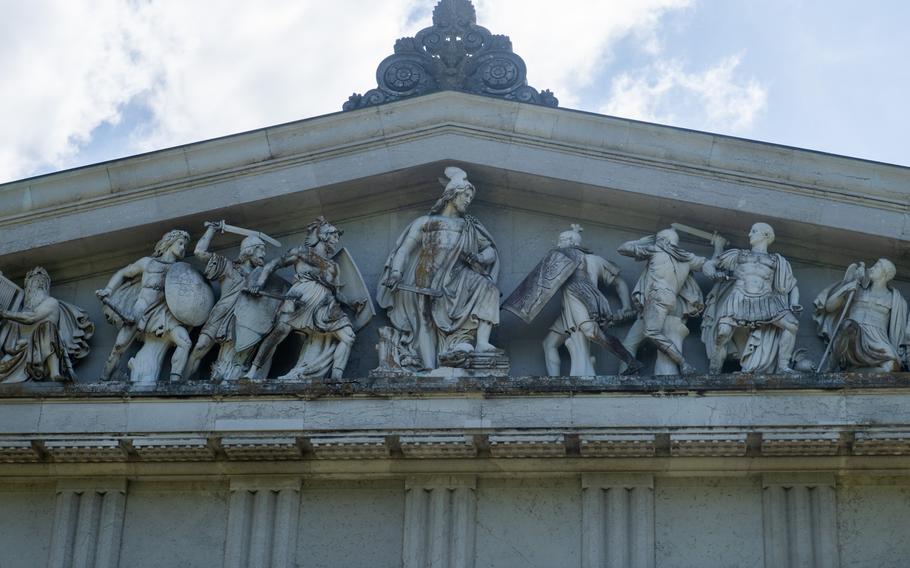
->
[[1, 0, 909, 184]]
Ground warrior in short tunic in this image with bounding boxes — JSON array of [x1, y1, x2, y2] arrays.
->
[[550, 247, 619, 335], [712, 249, 793, 327], [200, 254, 249, 342]]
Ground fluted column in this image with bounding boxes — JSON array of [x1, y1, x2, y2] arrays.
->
[[225, 477, 301, 568], [762, 473, 839, 568], [403, 475, 477, 568], [581, 474, 654, 568], [48, 479, 127, 568]]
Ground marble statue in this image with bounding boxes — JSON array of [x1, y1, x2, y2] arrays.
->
[[702, 222, 801, 374], [244, 216, 373, 381], [376, 167, 507, 376], [503, 224, 641, 376], [0, 268, 94, 383], [617, 226, 724, 375], [813, 259, 909, 372], [183, 221, 281, 381], [97, 229, 214, 384]]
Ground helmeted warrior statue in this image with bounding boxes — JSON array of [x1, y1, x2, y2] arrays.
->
[[503, 224, 641, 376], [97, 229, 214, 384], [244, 216, 372, 381], [618, 226, 724, 375], [376, 166, 506, 375], [702, 222, 801, 374], [0, 267, 94, 383], [184, 221, 280, 381], [813, 259, 909, 372]]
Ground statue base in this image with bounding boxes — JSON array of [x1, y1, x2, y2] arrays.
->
[[371, 327, 510, 378]]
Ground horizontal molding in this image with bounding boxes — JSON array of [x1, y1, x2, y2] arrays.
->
[[0, 427, 906, 464]]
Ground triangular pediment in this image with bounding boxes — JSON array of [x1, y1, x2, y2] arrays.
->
[[2, 91, 908, 281]]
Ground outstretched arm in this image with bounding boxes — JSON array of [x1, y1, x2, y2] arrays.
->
[[194, 221, 224, 262], [97, 260, 143, 297], [617, 237, 654, 260], [253, 250, 297, 289], [1, 298, 57, 325]]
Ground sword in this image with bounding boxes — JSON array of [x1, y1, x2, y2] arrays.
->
[[396, 283, 444, 297], [671, 222, 722, 244], [209, 221, 282, 248]]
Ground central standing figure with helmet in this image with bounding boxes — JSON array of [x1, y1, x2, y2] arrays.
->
[[377, 166, 504, 374]]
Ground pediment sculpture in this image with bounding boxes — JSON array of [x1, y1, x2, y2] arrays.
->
[[0, 268, 94, 383], [374, 166, 508, 377]]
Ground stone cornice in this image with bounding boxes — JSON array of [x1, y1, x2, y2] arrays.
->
[[2, 92, 908, 264]]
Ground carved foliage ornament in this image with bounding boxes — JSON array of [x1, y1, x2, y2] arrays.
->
[[343, 0, 558, 111]]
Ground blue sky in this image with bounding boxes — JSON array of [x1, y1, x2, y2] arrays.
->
[[1, 0, 908, 183]]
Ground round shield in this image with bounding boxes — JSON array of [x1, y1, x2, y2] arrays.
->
[[165, 262, 215, 327]]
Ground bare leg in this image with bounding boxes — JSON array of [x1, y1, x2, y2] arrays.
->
[[579, 321, 642, 375], [773, 313, 800, 373], [642, 296, 694, 374], [475, 320, 497, 352], [244, 320, 293, 379], [710, 323, 734, 374], [184, 333, 216, 379], [331, 327, 356, 379], [619, 317, 646, 374], [542, 330, 567, 377], [101, 326, 137, 380], [169, 327, 193, 381]]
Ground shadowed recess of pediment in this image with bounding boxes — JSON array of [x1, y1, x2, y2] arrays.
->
[[343, 0, 558, 111]]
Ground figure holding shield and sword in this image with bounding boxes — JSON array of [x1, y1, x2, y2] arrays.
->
[[183, 220, 282, 381]]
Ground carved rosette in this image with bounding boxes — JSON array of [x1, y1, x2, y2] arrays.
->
[[344, 0, 558, 111]]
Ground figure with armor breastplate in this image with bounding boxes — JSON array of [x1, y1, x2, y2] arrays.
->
[[702, 223, 802, 374], [503, 224, 641, 376], [376, 167, 505, 375], [813, 259, 910, 372], [244, 217, 371, 381], [96, 229, 213, 383], [618, 227, 724, 375]]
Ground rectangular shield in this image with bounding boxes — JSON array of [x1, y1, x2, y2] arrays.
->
[[333, 247, 375, 331]]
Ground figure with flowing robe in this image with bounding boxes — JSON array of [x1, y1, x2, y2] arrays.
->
[[378, 166, 502, 371], [702, 223, 801, 374], [183, 221, 272, 381], [244, 217, 367, 381], [813, 259, 909, 372], [618, 227, 722, 375], [0, 267, 94, 383]]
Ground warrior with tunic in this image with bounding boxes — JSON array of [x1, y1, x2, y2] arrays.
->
[[244, 217, 369, 381], [618, 227, 723, 375], [96, 229, 203, 382], [503, 224, 641, 376], [702, 222, 801, 374], [0, 268, 94, 383], [378, 167, 502, 372], [183, 221, 275, 381], [813, 259, 909, 372]]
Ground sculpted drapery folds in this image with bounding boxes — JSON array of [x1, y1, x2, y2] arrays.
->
[[814, 259, 910, 372], [378, 167, 502, 372], [244, 216, 371, 381], [0, 268, 94, 383], [702, 223, 802, 374], [503, 224, 641, 376], [183, 221, 276, 382], [618, 227, 721, 375], [96, 229, 214, 384]]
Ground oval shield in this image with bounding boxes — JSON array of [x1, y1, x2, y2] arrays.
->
[[165, 262, 215, 327]]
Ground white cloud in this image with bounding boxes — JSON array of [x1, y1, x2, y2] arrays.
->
[[0, 0, 694, 183], [600, 55, 767, 133], [475, 0, 692, 107]]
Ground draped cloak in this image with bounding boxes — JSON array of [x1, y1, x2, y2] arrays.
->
[[702, 250, 797, 373], [377, 214, 500, 360], [0, 298, 94, 383], [813, 277, 909, 370]]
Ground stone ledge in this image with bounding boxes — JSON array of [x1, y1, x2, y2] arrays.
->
[[3, 426, 908, 464], [1, 372, 908, 399]]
